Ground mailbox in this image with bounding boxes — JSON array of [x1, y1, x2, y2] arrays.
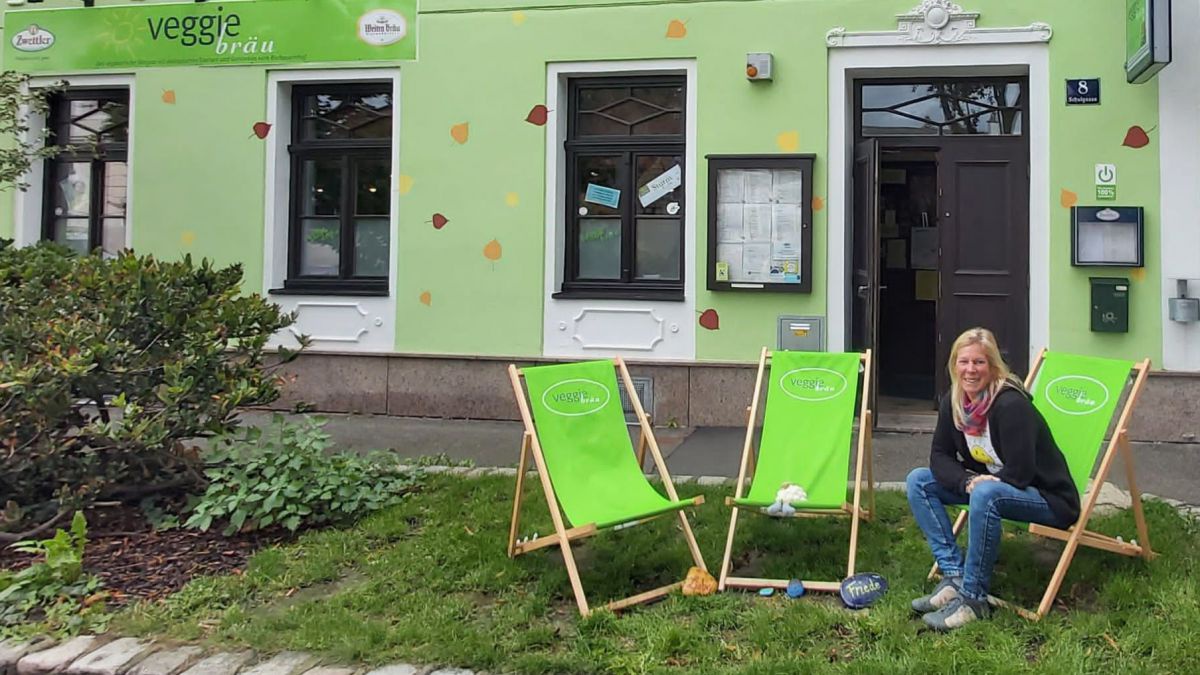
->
[[1090, 277, 1129, 333], [777, 315, 824, 351]]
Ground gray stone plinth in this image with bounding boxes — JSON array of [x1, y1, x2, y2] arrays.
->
[[126, 647, 204, 675], [2, 640, 52, 675], [18, 637, 102, 675], [241, 653, 319, 675], [178, 652, 254, 675], [428, 669, 473, 675], [697, 476, 729, 486], [362, 666, 423, 675], [66, 638, 153, 675]]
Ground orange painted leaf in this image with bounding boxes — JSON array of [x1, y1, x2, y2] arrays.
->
[[1060, 189, 1078, 209], [483, 239, 503, 261], [450, 122, 470, 144], [419, 291, 432, 306], [162, 90, 176, 105], [812, 196, 825, 212]]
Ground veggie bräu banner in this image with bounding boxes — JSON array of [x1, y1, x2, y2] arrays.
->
[[4, 0, 416, 73]]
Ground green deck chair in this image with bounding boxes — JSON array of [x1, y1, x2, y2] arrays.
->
[[719, 348, 875, 594], [929, 349, 1154, 620], [507, 357, 707, 616]]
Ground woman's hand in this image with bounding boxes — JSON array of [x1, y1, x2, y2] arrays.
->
[[966, 474, 1001, 494]]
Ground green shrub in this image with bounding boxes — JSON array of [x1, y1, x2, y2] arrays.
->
[[0, 241, 302, 534], [0, 512, 105, 636], [186, 415, 421, 535]]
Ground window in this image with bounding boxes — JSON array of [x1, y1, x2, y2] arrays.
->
[[559, 76, 686, 299], [858, 79, 1025, 137], [285, 84, 392, 294], [42, 89, 129, 257]]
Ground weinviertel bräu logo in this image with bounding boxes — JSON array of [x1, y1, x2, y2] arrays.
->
[[542, 378, 610, 417]]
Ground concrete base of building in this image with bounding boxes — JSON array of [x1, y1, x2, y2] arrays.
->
[[270, 352, 1200, 444]]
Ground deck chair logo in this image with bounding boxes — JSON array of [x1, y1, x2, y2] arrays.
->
[[778, 368, 848, 402], [542, 378, 610, 416], [1044, 375, 1109, 416]]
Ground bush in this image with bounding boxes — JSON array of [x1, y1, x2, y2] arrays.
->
[[186, 415, 421, 535], [0, 242, 302, 536]]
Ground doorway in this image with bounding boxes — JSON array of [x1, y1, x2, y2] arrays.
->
[[851, 77, 1030, 416]]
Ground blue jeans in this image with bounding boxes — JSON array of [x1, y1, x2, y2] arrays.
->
[[905, 467, 1069, 602]]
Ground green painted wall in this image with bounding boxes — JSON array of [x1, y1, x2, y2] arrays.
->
[[0, 0, 1164, 365]]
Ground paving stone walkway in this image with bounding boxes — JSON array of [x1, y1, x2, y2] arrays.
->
[[0, 637, 481, 675]]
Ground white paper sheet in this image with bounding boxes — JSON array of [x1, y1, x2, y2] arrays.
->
[[741, 243, 771, 281], [910, 227, 939, 270], [718, 169, 745, 203], [717, 204, 744, 242], [772, 170, 804, 204], [743, 204, 773, 242], [743, 170, 773, 204], [716, 243, 744, 281], [771, 204, 801, 244]]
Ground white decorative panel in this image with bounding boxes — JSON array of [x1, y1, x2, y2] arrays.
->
[[270, 296, 394, 352], [571, 307, 665, 351], [826, 2, 1051, 48]]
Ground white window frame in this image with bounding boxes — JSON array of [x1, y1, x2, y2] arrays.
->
[[262, 68, 401, 352], [12, 74, 136, 250], [542, 59, 699, 361]]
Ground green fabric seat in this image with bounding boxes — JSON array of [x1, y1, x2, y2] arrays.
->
[[522, 360, 695, 530], [1029, 351, 1134, 493], [732, 351, 862, 510]]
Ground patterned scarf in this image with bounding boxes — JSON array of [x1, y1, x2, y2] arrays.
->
[[958, 389, 993, 436]]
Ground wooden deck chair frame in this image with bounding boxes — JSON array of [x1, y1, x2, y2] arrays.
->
[[718, 347, 875, 594], [927, 348, 1155, 620], [506, 357, 707, 617]]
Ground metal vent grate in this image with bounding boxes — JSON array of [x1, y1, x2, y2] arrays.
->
[[619, 376, 654, 425]]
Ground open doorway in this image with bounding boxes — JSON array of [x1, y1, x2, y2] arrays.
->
[[877, 150, 938, 411], [850, 77, 1031, 422]]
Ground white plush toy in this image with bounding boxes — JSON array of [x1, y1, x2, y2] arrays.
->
[[765, 483, 807, 516]]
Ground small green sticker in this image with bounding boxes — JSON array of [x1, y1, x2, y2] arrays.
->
[[1096, 185, 1117, 200]]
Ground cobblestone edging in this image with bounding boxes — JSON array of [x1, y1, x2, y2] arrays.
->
[[0, 638, 481, 675]]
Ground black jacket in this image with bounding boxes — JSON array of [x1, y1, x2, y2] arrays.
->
[[930, 386, 1081, 526]]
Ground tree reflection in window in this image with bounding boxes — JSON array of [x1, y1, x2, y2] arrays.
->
[[860, 80, 1023, 137]]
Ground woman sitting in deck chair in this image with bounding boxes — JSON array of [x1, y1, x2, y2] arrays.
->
[[906, 328, 1079, 631]]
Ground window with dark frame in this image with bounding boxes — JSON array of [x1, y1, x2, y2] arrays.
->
[[283, 83, 393, 295], [857, 79, 1025, 138], [41, 89, 130, 257], [559, 75, 686, 300]]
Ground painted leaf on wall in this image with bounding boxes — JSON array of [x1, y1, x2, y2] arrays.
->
[[666, 19, 688, 39], [429, 213, 449, 230], [483, 239, 503, 262], [525, 105, 549, 126], [419, 291, 432, 306], [812, 196, 825, 212], [1122, 125, 1151, 149], [1060, 188, 1078, 208], [251, 122, 272, 139], [450, 122, 470, 144], [161, 90, 176, 105], [698, 309, 719, 331]]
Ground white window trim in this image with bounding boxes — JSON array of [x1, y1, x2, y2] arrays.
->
[[12, 73, 136, 250], [542, 59, 699, 361], [262, 67, 401, 297], [827, 44, 1051, 367]]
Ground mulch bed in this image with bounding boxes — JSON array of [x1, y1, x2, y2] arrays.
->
[[0, 504, 294, 607]]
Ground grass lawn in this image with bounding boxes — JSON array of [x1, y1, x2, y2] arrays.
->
[[116, 474, 1200, 674]]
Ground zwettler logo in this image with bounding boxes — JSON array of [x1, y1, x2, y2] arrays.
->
[[12, 25, 55, 53], [358, 10, 407, 46]]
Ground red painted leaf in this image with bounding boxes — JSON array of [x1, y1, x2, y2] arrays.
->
[[698, 309, 720, 331], [431, 213, 449, 230], [1122, 125, 1150, 149], [525, 104, 549, 126], [252, 121, 272, 139]]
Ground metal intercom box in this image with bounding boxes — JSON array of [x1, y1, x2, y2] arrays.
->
[[777, 315, 825, 351], [1090, 277, 1129, 333]]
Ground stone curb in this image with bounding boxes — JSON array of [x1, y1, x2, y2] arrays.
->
[[1, 641, 473, 675]]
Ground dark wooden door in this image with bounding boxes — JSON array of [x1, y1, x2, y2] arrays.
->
[[851, 139, 880, 414], [935, 137, 1030, 393]]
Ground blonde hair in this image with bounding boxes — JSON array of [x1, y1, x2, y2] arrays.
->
[[948, 327, 1025, 429]]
